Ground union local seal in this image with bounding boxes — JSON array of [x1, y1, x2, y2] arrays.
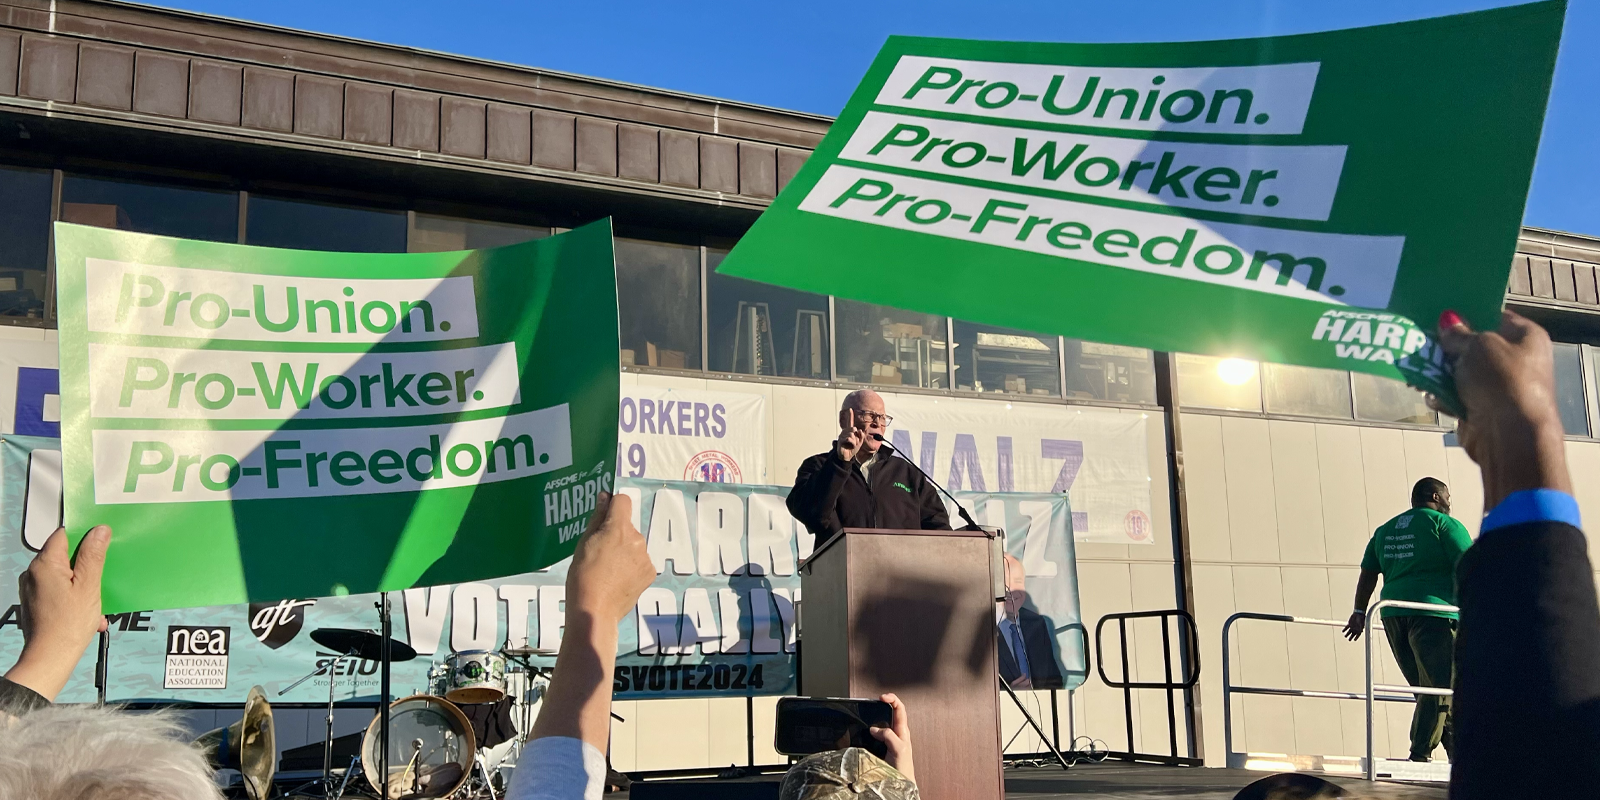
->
[[1124, 510, 1152, 542], [684, 451, 742, 483]]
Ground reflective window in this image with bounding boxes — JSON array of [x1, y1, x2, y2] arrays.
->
[[246, 195, 406, 252], [410, 213, 549, 252], [61, 174, 237, 243], [1263, 363, 1352, 418], [1176, 354, 1261, 412], [1064, 339, 1156, 404], [834, 299, 948, 389], [706, 248, 830, 379], [616, 238, 700, 370], [1352, 372, 1436, 425], [0, 165, 52, 320], [953, 321, 1059, 396], [1552, 342, 1588, 436]]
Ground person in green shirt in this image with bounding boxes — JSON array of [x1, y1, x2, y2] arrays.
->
[[1343, 476, 1474, 763]]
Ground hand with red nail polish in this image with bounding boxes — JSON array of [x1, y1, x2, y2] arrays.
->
[[1434, 309, 1571, 509]]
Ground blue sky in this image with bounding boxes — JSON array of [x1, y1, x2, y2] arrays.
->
[[157, 0, 1598, 236]]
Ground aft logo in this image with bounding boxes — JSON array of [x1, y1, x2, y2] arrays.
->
[[164, 625, 230, 689], [249, 599, 316, 649]]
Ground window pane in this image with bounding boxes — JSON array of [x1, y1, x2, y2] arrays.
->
[[410, 213, 549, 252], [1352, 372, 1436, 425], [1263, 363, 1352, 418], [616, 238, 700, 370], [706, 248, 830, 379], [1553, 342, 1587, 436], [0, 165, 52, 320], [834, 299, 948, 389], [1176, 354, 1261, 412], [61, 174, 237, 242], [1064, 339, 1156, 403], [953, 321, 1059, 396], [247, 196, 406, 252]]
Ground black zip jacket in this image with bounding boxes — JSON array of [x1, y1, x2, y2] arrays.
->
[[1452, 521, 1600, 799], [786, 448, 951, 547]]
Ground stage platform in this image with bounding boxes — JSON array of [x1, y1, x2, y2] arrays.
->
[[998, 762, 1447, 799], [625, 761, 1450, 799]]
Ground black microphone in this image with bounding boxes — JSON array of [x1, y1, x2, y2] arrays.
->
[[871, 433, 983, 531]]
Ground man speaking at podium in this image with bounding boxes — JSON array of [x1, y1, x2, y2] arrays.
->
[[787, 390, 950, 547]]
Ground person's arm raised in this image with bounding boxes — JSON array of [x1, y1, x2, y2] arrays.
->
[[530, 492, 654, 749], [4, 526, 110, 702], [1436, 310, 1571, 507]]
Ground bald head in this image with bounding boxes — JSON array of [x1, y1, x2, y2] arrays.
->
[[840, 390, 888, 455]]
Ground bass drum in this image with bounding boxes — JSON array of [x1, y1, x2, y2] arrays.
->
[[361, 695, 476, 799]]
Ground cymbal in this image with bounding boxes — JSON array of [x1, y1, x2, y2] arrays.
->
[[310, 628, 417, 662], [501, 645, 557, 658]]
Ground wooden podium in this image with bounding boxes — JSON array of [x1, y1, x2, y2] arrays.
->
[[799, 528, 1003, 800]]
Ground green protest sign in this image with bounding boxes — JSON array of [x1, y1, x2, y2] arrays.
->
[[717, 3, 1564, 408], [55, 221, 621, 613]]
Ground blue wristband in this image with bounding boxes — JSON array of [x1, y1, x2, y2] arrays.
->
[[1481, 489, 1582, 534]]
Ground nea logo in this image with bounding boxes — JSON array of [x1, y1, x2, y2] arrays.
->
[[164, 626, 230, 690], [167, 625, 230, 656], [249, 599, 316, 649]]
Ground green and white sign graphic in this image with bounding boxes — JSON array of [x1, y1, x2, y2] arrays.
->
[[718, 3, 1564, 405], [55, 221, 621, 613]]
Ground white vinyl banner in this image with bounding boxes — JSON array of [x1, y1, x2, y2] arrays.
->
[[618, 387, 767, 484], [882, 392, 1155, 544]]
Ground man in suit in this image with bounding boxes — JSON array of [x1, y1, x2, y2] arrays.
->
[[997, 554, 1063, 690]]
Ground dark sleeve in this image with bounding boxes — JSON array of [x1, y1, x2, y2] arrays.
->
[[1451, 521, 1600, 799], [786, 453, 849, 538], [918, 475, 951, 531], [0, 677, 49, 716]]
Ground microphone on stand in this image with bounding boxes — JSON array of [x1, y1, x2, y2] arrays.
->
[[871, 433, 983, 531], [873, 433, 1008, 602]]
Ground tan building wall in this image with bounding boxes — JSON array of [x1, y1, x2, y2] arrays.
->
[[1182, 412, 1600, 766]]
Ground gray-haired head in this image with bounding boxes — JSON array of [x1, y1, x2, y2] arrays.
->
[[0, 705, 223, 800], [839, 390, 889, 455], [779, 747, 919, 800]]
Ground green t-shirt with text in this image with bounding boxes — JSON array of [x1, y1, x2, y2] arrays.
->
[[1360, 508, 1474, 619]]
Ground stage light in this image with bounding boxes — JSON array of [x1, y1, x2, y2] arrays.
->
[[1215, 358, 1256, 385]]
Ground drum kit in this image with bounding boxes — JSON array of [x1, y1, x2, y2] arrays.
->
[[214, 604, 558, 799]]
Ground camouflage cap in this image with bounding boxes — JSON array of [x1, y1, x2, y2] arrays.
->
[[778, 748, 919, 800]]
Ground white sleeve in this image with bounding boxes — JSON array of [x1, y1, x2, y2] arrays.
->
[[506, 736, 608, 800]]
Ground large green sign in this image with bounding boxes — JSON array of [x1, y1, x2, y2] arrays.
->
[[718, 3, 1564, 402], [55, 221, 621, 613]]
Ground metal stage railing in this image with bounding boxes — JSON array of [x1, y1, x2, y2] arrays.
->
[[1221, 600, 1457, 782], [1094, 609, 1202, 766]]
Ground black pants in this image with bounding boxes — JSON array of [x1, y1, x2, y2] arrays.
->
[[1383, 614, 1456, 760]]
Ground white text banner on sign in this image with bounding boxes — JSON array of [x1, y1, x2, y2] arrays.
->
[[86, 259, 481, 343], [802, 165, 1405, 307], [876, 56, 1322, 135], [843, 111, 1348, 221], [94, 404, 573, 504], [88, 342, 523, 420]]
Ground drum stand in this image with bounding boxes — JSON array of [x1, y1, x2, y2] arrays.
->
[[279, 651, 357, 798]]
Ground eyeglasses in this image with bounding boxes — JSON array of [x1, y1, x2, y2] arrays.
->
[[856, 412, 894, 426]]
